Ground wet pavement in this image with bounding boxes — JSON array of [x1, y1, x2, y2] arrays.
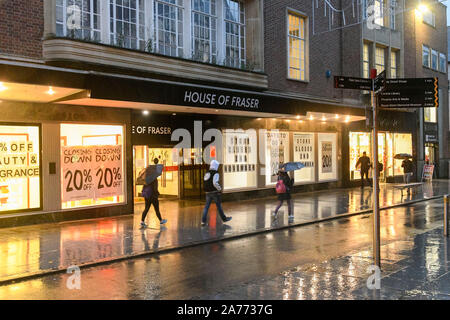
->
[[0, 198, 446, 299], [0, 180, 448, 284]]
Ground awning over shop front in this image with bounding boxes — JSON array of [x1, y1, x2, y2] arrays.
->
[[0, 60, 365, 120]]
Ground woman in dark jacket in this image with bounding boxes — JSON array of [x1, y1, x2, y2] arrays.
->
[[273, 169, 294, 219], [140, 158, 167, 228]]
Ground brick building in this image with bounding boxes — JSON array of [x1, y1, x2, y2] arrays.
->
[[0, 0, 445, 227]]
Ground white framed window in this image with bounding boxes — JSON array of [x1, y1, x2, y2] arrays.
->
[[287, 12, 307, 81], [154, 0, 184, 57], [110, 0, 146, 50], [374, 0, 384, 27], [423, 9, 436, 27], [375, 46, 385, 74], [224, 0, 245, 68], [363, 43, 370, 78], [422, 45, 430, 67], [191, 0, 217, 63], [390, 50, 397, 78], [439, 53, 446, 73], [431, 49, 438, 70], [56, 0, 101, 41]]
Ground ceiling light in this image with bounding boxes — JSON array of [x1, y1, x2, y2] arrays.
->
[[335, 114, 339, 119], [172, 113, 176, 116], [142, 110, 149, 115], [0, 82, 7, 92], [46, 86, 55, 95], [309, 115, 314, 120], [321, 116, 326, 121], [256, 118, 262, 120], [285, 119, 291, 122], [296, 115, 300, 119]]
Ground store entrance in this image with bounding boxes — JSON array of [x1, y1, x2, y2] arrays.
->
[[179, 148, 207, 199], [425, 143, 438, 177], [133, 146, 179, 201]]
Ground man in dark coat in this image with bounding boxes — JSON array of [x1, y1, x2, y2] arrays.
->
[[356, 151, 372, 188]]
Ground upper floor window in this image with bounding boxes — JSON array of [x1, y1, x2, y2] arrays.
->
[[375, 46, 385, 73], [191, 0, 217, 63], [287, 12, 306, 81], [56, 0, 101, 41], [431, 49, 438, 70], [110, 0, 146, 50], [374, 0, 384, 27], [423, 45, 430, 67], [390, 0, 396, 29], [439, 53, 446, 73], [423, 9, 435, 27], [154, 0, 184, 57], [363, 43, 370, 79], [224, 0, 245, 68], [390, 50, 397, 78]]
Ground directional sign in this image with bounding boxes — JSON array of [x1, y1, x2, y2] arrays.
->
[[334, 76, 372, 90], [374, 71, 386, 91], [378, 77, 438, 108]]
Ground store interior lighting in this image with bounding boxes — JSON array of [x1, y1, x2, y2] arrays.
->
[[46, 86, 55, 95], [0, 82, 6, 92], [142, 110, 149, 115]]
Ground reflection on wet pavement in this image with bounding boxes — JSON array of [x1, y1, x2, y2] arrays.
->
[[0, 180, 448, 283]]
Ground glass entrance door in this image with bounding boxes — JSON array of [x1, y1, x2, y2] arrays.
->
[[179, 148, 207, 199]]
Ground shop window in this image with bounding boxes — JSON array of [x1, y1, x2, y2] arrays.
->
[[393, 133, 412, 176], [0, 124, 41, 213], [318, 133, 337, 182], [263, 130, 290, 186], [287, 12, 307, 81], [60, 124, 125, 209], [349, 132, 371, 180], [293, 133, 315, 183], [223, 130, 257, 190]]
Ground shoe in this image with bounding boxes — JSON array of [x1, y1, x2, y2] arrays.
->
[[160, 219, 167, 225], [201, 221, 207, 226], [140, 221, 147, 228], [223, 217, 232, 223]]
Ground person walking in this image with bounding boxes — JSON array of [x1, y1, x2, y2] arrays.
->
[[273, 168, 294, 220], [140, 158, 167, 228], [201, 160, 232, 226], [356, 151, 372, 188], [401, 158, 414, 184]]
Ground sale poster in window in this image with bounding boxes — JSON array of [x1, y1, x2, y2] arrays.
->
[[293, 133, 315, 183], [263, 130, 289, 186], [318, 133, 337, 181], [0, 125, 41, 212]]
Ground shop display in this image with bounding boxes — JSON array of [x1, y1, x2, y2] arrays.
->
[[61, 124, 125, 209], [223, 130, 257, 190], [0, 124, 41, 213], [318, 133, 337, 181], [293, 133, 315, 183], [263, 130, 290, 186]]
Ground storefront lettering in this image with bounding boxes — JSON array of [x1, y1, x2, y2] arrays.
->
[[184, 90, 260, 109], [132, 126, 172, 135], [0, 167, 39, 178]]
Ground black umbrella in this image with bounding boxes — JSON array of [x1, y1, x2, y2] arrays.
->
[[394, 153, 412, 160]]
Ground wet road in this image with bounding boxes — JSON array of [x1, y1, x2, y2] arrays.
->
[[0, 199, 445, 299]]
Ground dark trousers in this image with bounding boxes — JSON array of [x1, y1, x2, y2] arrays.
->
[[361, 170, 371, 187], [202, 192, 227, 223], [274, 199, 293, 216], [141, 197, 162, 222]]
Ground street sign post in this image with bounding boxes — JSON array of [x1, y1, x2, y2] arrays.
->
[[378, 78, 438, 108], [334, 76, 372, 90]]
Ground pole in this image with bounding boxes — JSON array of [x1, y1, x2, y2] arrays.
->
[[372, 77, 381, 268], [444, 195, 448, 237]]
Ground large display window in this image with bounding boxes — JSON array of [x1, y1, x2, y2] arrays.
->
[[293, 132, 315, 183], [318, 133, 337, 181], [0, 124, 41, 213], [61, 124, 125, 209], [349, 131, 412, 180], [223, 130, 257, 190], [263, 130, 290, 186]]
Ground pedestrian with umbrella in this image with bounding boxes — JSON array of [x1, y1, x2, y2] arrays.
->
[[272, 162, 302, 220], [396, 153, 414, 185], [140, 158, 167, 228]]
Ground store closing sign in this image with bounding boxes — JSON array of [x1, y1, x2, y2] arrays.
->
[[321, 141, 333, 173], [61, 145, 123, 202]]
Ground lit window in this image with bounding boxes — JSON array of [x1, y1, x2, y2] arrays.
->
[[56, 0, 101, 41], [375, 46, 385, 74], [363, 43, 370, 78], [431, 49, 438, 70], [154, 0, 184, 57], [110, 0, 146, 50], [423, 9, 436, 27], [191, 0, 217, 63], [423, 45, 430, 67], [224, 0, 246, 68], [424, 107, 437, 123], [374, 0, 384, 27], [288, 12, 307, 81], [390, 50, 397, 78], [439, 53, 446, 73]]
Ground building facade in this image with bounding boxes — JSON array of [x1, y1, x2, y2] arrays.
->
[[0, 0, 446, 227]]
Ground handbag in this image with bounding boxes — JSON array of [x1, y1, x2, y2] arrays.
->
[[276, 179, 287, 194]]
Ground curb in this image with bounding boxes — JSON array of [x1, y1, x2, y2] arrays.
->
[[0, 194, 444, 286]]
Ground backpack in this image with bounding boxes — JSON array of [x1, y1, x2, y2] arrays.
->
[[276, 179, 287, 194]]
